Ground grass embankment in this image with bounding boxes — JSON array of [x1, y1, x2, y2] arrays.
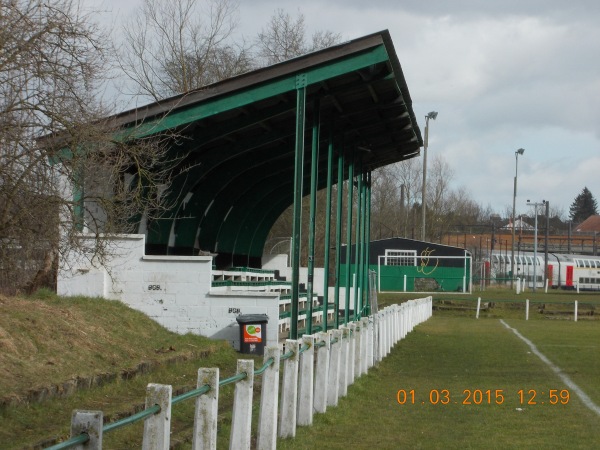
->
[[279, 314, 600, 450], [0, 290, 248, 449]]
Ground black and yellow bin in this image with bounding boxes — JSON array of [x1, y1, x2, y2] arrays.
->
[[236, 314, 268, 354]]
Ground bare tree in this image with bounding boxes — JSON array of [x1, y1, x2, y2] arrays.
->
[[0, 0, 180, 294], [255, 8, 342, 65], [371, 166, 401, 239], [369, 154, 498, 244], [118, 0, 253, 101], [380, 158, 423, 238]]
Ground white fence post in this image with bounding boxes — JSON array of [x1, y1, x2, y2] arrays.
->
[[385, 306, 394, 356], [353, 321, 362, 378], [427, 297, 433, 320], [525, 299, 529, 321], [279, 339, 299, 438], [476, 297, 481, 319], [297, 335, 315, 426], [314, 332, 330, 414], [380, 311, 387, 359], [574, 300, 578, 322], [403, 303, 408, 338], [373, 313, 380, 364], [395, 305, 402, 343], [347, 323, 357, 385], [327, 329, 341, 406], [398, 303, 409, 340], [257, 347, 280, 450], [369, 315, 375, 367], [338, 326, 349, 397], [394, 304, 400, 344], [230, 359, 254, 450], [406, 302, 411, 335], [388, 307, 395, 347], [71, 410, 103, 450], [142, 384, 172, 450], [192, 368, 219, 450], [361, 317, 370, 374]]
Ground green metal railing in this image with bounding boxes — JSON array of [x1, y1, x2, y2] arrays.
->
[[226, 267, 277, 274], [46, 355, 283, 450], [46, 327, 344, 450], [212, 280, 292, 288]]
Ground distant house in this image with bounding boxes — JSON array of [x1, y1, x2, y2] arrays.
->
[[575, 215, 600, 233], [501, 218, 534, 231]]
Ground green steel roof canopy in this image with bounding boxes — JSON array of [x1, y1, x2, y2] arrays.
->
[[112, 30, 423, 268]]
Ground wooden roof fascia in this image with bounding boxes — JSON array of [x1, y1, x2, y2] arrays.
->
[[118, 44, 392, 139]]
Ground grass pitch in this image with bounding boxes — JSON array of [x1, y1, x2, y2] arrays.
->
[[278, 313, 600, 449]]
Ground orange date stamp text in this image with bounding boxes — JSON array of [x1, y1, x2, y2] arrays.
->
[[396, 389, 570, 405]]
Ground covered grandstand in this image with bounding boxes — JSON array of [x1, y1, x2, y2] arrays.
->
[[60, 30, 424, 340]]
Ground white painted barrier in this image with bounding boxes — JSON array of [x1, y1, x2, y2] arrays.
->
[[314, 332, 330, 414], [327, 329, 342, 407], [57, 297, 432, 450], [193, 368, 218, 450], [230, 360, 254, 449], [278, 340, 299, 439], [142, 384, 172, 450], [256, 348, 279, 450], [297, 335, 314, 426]]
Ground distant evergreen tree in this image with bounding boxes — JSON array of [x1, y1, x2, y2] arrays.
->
[[569, 187, 598, 224]]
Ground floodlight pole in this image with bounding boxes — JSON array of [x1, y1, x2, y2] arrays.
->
[[544, 200, 550, 284], [527, 200, 545, 293], [421, 111, 438, 242], [510, 148, 525, 289]]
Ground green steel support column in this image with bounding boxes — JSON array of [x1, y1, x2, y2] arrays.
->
[[334, 149, 344, 328], [360, 172, 369, 317], [344, 150, 354, 325], [361, 171, 370, 316], [322, 125, 334, 332], [290, 77, 306, 340], [357, 171, 366, 318], [306, 98, 320, 335], [353, 160, 363, 321], [365, 171, 372, 315]]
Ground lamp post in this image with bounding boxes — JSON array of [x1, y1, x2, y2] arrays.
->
[[510, 148, 525, 289], [527, 200, 545, 292], [421, 111, 438, 242]]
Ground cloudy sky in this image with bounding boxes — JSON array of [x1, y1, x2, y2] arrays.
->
[[95, 0, 600, 218]]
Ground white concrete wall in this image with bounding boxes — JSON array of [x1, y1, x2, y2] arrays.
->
[[58, 234, 280, 349]]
